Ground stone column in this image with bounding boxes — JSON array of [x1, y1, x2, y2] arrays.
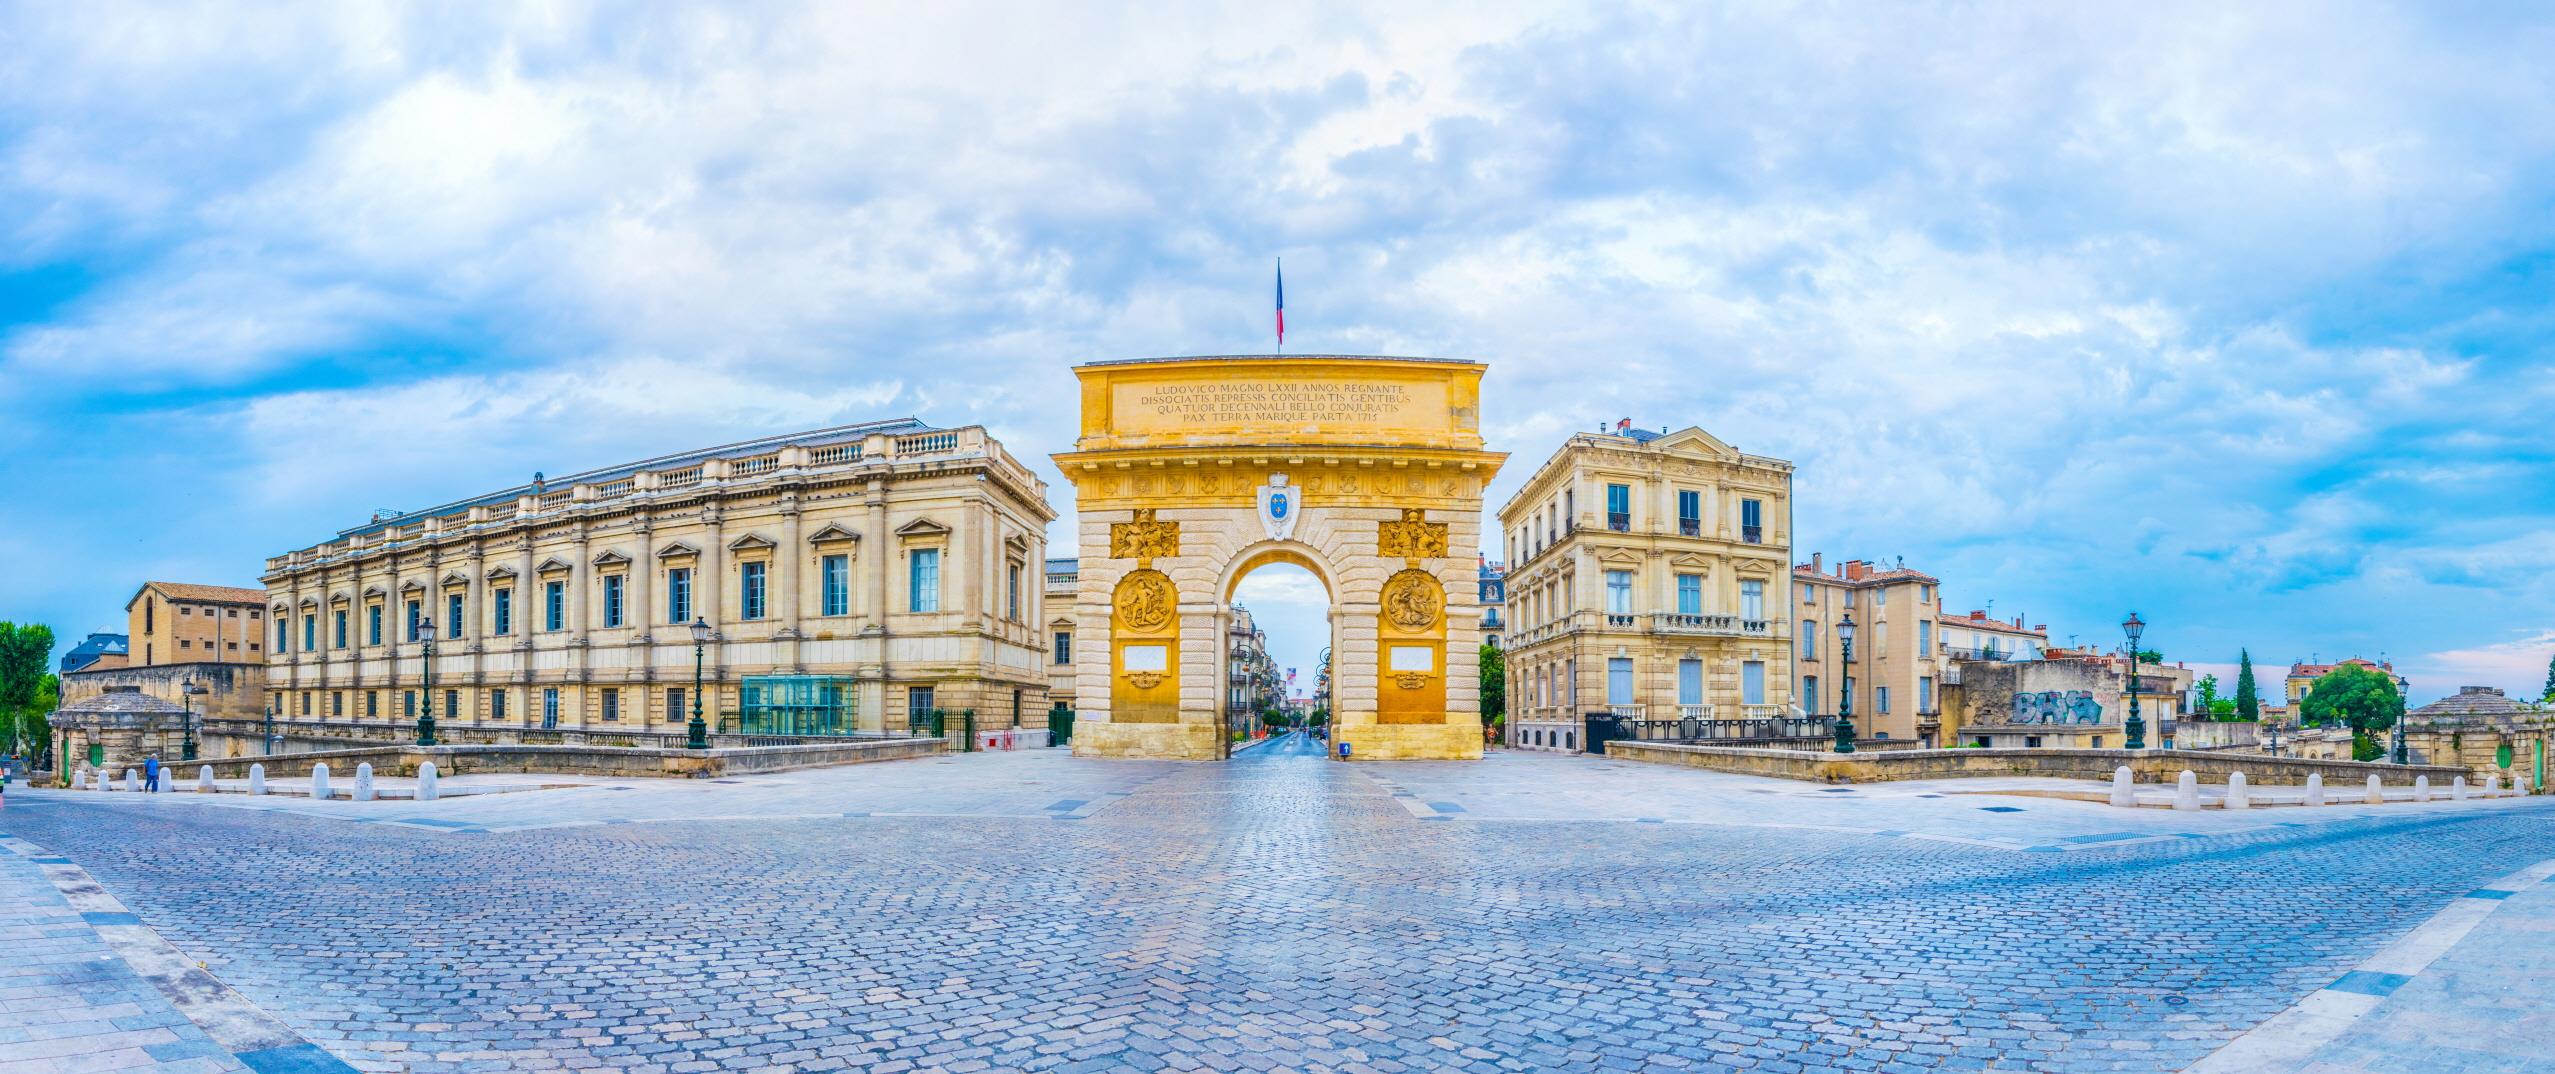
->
[[778, 495, 804, 672], [866, 477, 893, 715]]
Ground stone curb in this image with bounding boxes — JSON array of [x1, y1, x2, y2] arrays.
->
[[0, 831, 362, 1074], [2185, 854, 2555, 1072]]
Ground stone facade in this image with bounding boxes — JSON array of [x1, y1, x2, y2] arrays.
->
[[1791, 555, 1941, 745], [125, 581, 267, 667], [2274, 686, 2552, 788], [261, 420, 1055, 747], [1941, 653, 2193, 749], [1042, 557, 1079, 713], [1055, 355, 1503, 761], [50, 685, 190, 780], [1498, 424, 1795, 740], [57, 661, 266, 759]]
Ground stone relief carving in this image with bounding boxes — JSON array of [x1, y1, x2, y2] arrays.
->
[[1392, 672, 1430, 690], [1124, 671, 1165, 689], [1115, 569, 1177, 633], [1377, 508, 1450, 564], [1381, 568, 1444, 631], [1109, 508, 1181, 565]]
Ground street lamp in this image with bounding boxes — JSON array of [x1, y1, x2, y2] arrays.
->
[[263, 699, 279, 756], [687, 617, 712, 750], [2392, 677, 2410, 765], [2121, 612, 2146, 750], [179, 680, 206, 762], [2261, 718, 2283, 757], [1833, 612, 1858, 754], [415, 612, 439, 746]]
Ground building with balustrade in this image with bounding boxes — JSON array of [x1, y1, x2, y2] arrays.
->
[[258, 419, 1056, 750], [1043, 557, 1080, 714], [1496, 424, 1796, 751], [1792, 554, 1942, 745]]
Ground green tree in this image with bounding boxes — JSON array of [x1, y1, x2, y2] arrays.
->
[[2135, 649, 2163, 665], [2193, 674, 2220, 712], [2299, 663, 2403, 761], [2543, 653, 2554, 703], [0, 622, 58, 759], [2234, 650, 2261, 720], [1478, 642, 1506, 727]]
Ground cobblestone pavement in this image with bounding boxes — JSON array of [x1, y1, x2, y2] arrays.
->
[[9, 736, 2555, 1073]]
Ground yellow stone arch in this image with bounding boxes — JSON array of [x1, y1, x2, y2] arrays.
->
[[1055, 355, 1505, 760]]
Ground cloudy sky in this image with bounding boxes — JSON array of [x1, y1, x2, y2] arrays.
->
[[6, 2, 2552, 703]]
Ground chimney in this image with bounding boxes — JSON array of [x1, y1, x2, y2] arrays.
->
[[1810, 552, 1823, 572]]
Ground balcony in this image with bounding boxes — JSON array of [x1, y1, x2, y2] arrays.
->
[[1741, 525, 1763, 544], [1678, 518, 1701, 537], [1607, 512, 1631, 532]]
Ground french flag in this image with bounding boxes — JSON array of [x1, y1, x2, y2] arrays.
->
[[1275, 258, 1285, 350]]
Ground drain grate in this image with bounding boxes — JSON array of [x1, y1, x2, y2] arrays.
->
[[1979, 806, 2026, 813]]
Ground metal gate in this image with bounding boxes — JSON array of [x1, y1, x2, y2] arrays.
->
[[1582, 712, 1624, 755]]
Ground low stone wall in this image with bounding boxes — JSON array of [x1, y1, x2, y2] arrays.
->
[[88, 736, 946, 783], [1604, 741, 2474, 787]]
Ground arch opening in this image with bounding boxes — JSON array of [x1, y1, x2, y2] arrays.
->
[[1224, 557, 1332, 748]]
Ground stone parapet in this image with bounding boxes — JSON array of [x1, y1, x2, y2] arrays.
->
[[1604, 741, 2473, 787], [96, 736, 944, 784]]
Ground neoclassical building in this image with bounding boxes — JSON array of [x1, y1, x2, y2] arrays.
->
[[261, 419, 1055, 746], [1498, 425, 1797, 749]]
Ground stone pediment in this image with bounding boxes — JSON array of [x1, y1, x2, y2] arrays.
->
[[362, 584, 386, 598], [1669, 553, 1715, 570], [806, 523, 860, 544], [655, 541, 701, 560], [1596, 547, 1644, 567], [1004, 532, 1031, 554], [485, 565, 518, 581], [536, 557, 575, 575], [1651, 426, 1739, 458], [399, 580, 427, 595], [727, 533, 776, 552], [592, 549, 632, 568], [440, 571, 471, 587], [895, 518, 950, 539]]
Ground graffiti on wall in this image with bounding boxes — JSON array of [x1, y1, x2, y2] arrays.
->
[[2009, 690, 2103, 725]]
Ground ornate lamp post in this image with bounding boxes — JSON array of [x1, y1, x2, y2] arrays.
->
[[179, 680, 207, 761], [687, 617, 712, 750], [1832, 612, 1858, 754], [2261, 718, 2283, 757], [2392, 677, 2411, 765], [263, 699, 279, 756], [415, 612, 439, 746], [2121, 612, 2146, 750]]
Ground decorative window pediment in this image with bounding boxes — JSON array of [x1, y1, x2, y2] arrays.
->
[[399, 580, 427, 595], [440, 571, 471, 587], [536, 557, 575, 575], [806, 523, 860, 545], [362, 584, 387, 599], [1003, 532, 1031, 554], [895, 517, 950, 539], [726, 533, 776, 552], [592, 549, 632, 568], [485, 565, 518, 581], [1596, 548, 1644, 567], [655, 540, 701, 560], [1669, 553, 1714, 570], [1733, 560, 1777, 578], [296, 597, 319, 609]]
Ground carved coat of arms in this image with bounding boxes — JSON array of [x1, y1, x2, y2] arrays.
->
[[1256, 474, 1299, 542]]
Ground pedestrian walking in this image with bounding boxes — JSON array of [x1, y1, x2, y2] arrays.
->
[[144, 754, 161, 793]]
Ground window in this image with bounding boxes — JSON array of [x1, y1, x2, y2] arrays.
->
[[1677, 659, 1702, 706], [741, 562, 767, 620], [1007, 563, 1022, 620], [1740, 498, 1764, 543], [1743, 660, 1766, 706], [1606, 658, 1634, 706], [1605, 483, 1631, 530], [1676, 489, 1701, 536], [1919, 676, 1935, 712], [1876, 685, 1892, 714], [1676, 574, 1702, 615], [1740, 580, 1764, 621], [821, 555, 849, 616], [404, 599, 420, 641], [302, 613, 316, 652], [444, 689, 459, 719], [179, 639, 191, 650], [331, 691, 343, 716], [602, 688, 620, 722], [333, 609, 348, 648], [447, 594, 464, 639], [491, 690, 508, 720], [1605, 570, 1633, 614], [667, 568, 693, 624], [1802, 675, 1820, 714], [367, 604, 382, 646], [404, 690, 416, 719], [493, 588, 513, 636], [146, 599, 155, 633], [365, 691, 378, 719], [541, 688, 560, 729], [602, 575, 624, 628], [545, 580, 566, 631], [1053, 631, 1072, 665], [909, 685, 936, 716], [666, 687, 687, 723], [1921, 584, 1935, 605], [275, 617, 287, 651], [1876, 620, 1888, 651], [1800, 620, 1817, 660], [910, 548, 942, 612], [1917, 620, 1932, 653], [299, 691, 311, 715], [1874, 588, 1887, 608]]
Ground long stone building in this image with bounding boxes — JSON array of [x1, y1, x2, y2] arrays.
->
[[259, 419, 1055, 748], [1497, 424, 1797, 750]]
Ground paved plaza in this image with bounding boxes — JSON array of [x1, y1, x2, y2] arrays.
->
[[5, 735, 2554, 1073]]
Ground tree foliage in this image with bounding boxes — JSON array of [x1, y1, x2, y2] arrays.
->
[[1478, 642, 1505, 726], [2543, 653, 2554, 703], [2193, 674, 2219, 709], [2299, 663, 2403, 741], [0, 622, 57, 759], [2234, 650, 2261, 720]]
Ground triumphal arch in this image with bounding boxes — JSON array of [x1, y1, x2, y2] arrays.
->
[[1054, 355, 1505, 760]]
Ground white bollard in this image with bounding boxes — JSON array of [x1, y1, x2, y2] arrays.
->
[[2175, 770, 2200, 811], [353, 763, 375, 803], [2226, 772, 2249, 810], [2453, 776, 2468, 801], [2111, 766, 2136, 808], [2413, 775, 2431, 803], [2487, 774, 2503, 797], [248, 764, 267, 795], [2367, 775, 2384, 804], [124, 769, 139, 792], [416, 762, 440, 802], [310, 762, 331, 801], [2305, 773, 2326, 807], [77, 767, 91, 790], [197, 766, 214, 793]]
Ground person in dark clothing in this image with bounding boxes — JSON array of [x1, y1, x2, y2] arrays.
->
[[143, 754, 161, 792]]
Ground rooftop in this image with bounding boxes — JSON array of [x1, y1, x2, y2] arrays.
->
[[2410, 686, 2545, 722], [1076, 353, 1479, 368], [129, 581, 267, 607]]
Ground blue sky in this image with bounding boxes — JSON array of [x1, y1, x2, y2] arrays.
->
[[5, 3, 2552, 702]]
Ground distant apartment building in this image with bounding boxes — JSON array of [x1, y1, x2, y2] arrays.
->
[[1498, 423, 1795, 750], [1477, 558, 1507, 648], [127, 581, 267, 667], [1792, 555, 1941, 745], [1226, 605, 1281, 736], [260, 420, 1055, 747], [1044, 557, 1079, 713], [1938, 609, 2047, 663], [2286, 657, 2405, 706], [60, 632, 129, 674]]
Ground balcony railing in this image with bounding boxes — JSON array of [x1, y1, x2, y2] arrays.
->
[[1678, 518, 1701, 536], [1606, 714, 1836, 743], [1741, 525, 1763, 544], [1606, 704, 1646, 718], [1607, 513, 1631, 531]]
